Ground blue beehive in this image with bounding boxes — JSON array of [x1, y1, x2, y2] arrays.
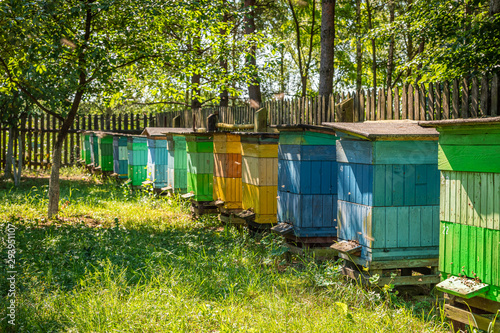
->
[[113, 135, 129, 178], [276, 125, 339, 238], [323, 121, 440, 263]]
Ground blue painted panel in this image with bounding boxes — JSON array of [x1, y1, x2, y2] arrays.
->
[[338, 200, 440, 261], [338, 163, 439, 206], [277, 191, 338, 237], [279, 145, 337, 161], [336, 139, 438, 165], [278, 159, 337, 195]]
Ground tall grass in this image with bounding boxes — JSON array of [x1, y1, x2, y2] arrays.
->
[[0, 168, 450, 332]]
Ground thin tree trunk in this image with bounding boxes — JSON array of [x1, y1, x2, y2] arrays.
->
[[48, 4, 92, 218], [219, 0, 229, 107], [355, 0, 362, 91], [244, 0, 262, 108], [191, 73, 202, 109], [490, 0, 500, 16], [319, 0, 336, 96], [367, 0, 376, 90], [386, 0, 395, 88], [288, 0, 306, 97], [13, 114, 27, 186], [406, 0, 413, 79], [4, 124, 16, 180]]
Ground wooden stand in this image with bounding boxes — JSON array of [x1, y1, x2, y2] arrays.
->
[[338, 251, 440, 287], [190, 200, 218, 217], [236, 210, 276, 233], [215, 202, 245, 226], [443, 294, 500, 332]]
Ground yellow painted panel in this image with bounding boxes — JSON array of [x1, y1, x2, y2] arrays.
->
[[254, 214, 277, 224], [242, 156, 278, 186], [241, 142, 278, 158], [214, 133, 241, 142], [213, 141, 242, 154], [213, 177, 242, 209], [242, 183, 277, 218]]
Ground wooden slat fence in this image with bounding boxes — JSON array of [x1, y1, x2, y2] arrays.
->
[[1, 73, 499, 171]]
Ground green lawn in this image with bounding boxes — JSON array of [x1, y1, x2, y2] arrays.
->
[[0, 168, 450, 332]]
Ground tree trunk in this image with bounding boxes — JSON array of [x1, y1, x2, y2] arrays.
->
[[13, 114, 27, 186], [4, 124, 16, 180], [191, 73, 202, 109], [355, 0, 362, 91], [367, 0, 376, 90], [319, 0, 336, 96], [406, 0, 413, 79], [244, 0, 262, 108], [386, 0, 395, 88], [219, 0, 229, 108], [288, 0, 305, 97], [490, 0, 500, 16]]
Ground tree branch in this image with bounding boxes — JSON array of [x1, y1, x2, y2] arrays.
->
[[0, 56, 64, 122]]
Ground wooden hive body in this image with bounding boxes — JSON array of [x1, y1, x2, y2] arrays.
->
[[147, 138, 168, 189], [277, 127, 339, 237], [127, 136, 148, 186], [240, 133, 279, 224], [422, 119, 500, 303], [170, 135, 188, 193], [322, 121, 440, 262], [81, 133, 91, 165], [97, 134, 114, 172], [185, 133, 214, 201], [113, 136, 128, 178], [213, 132, 242, 210], [89, 132, 100, 167]]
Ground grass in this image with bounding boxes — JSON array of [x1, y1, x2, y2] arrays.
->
[[0, 167, 451, 332]]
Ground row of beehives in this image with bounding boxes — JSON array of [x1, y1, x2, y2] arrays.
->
[[81, 117, 500, 313]]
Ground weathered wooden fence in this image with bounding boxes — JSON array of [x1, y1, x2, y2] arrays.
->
[[1, 73, 499, 170], [0, 113, 158, 169]]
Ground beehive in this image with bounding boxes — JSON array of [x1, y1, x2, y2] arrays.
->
[[323, 121, 440, 262], [276, 125, 338, 237], [142, 128, 170, 189], [89, 132, 99, 167], [185, 133, 214, 201], [168, 134, 188, 193], [127, 135, 148, 186], [213, 132, 242, 210], [81, 132, 91, 165], [421, 117, 500, 303], [97, 132, 114, 172], [113, 135, 128, 178], [239, 132, 279, 225]]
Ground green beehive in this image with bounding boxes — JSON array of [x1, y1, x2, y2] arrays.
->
[[127, 135, 148, 186], [97, 132, 114, 172], [185, 133, 214, 201], [80, 132, 91, 165], [168, 132, 190, 193], [89, 132, 99, 168], [421, 117, 500, 304]]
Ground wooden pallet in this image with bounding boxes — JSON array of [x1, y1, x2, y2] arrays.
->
[[216, 204, 246, 226], [443, 294, 500, 333], [338, 252, 440, 287], [237, 210, 276, 232]]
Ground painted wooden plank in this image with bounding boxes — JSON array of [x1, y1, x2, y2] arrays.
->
[[242, 156, 278, 186], [438, 129, 500, 145], [438, 144, 500, 173], [186, 140, 213, 153], [278, 131, 338, 146], [241, 142, 278, 158], [187, 152, 214, 174], [278, 144, 337, 161], [213, 176, 242, 209], [213, 140, 241, 154], [440, 171, 500, 230], [187, 172, 214, 201], [242, 183, 277, 223], [440, 221, 500, 302], [214, 153, 242, 178]]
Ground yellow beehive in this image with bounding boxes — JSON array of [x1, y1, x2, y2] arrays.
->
[[213, 132, 243, 210], [239, 133, 279, 224]]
